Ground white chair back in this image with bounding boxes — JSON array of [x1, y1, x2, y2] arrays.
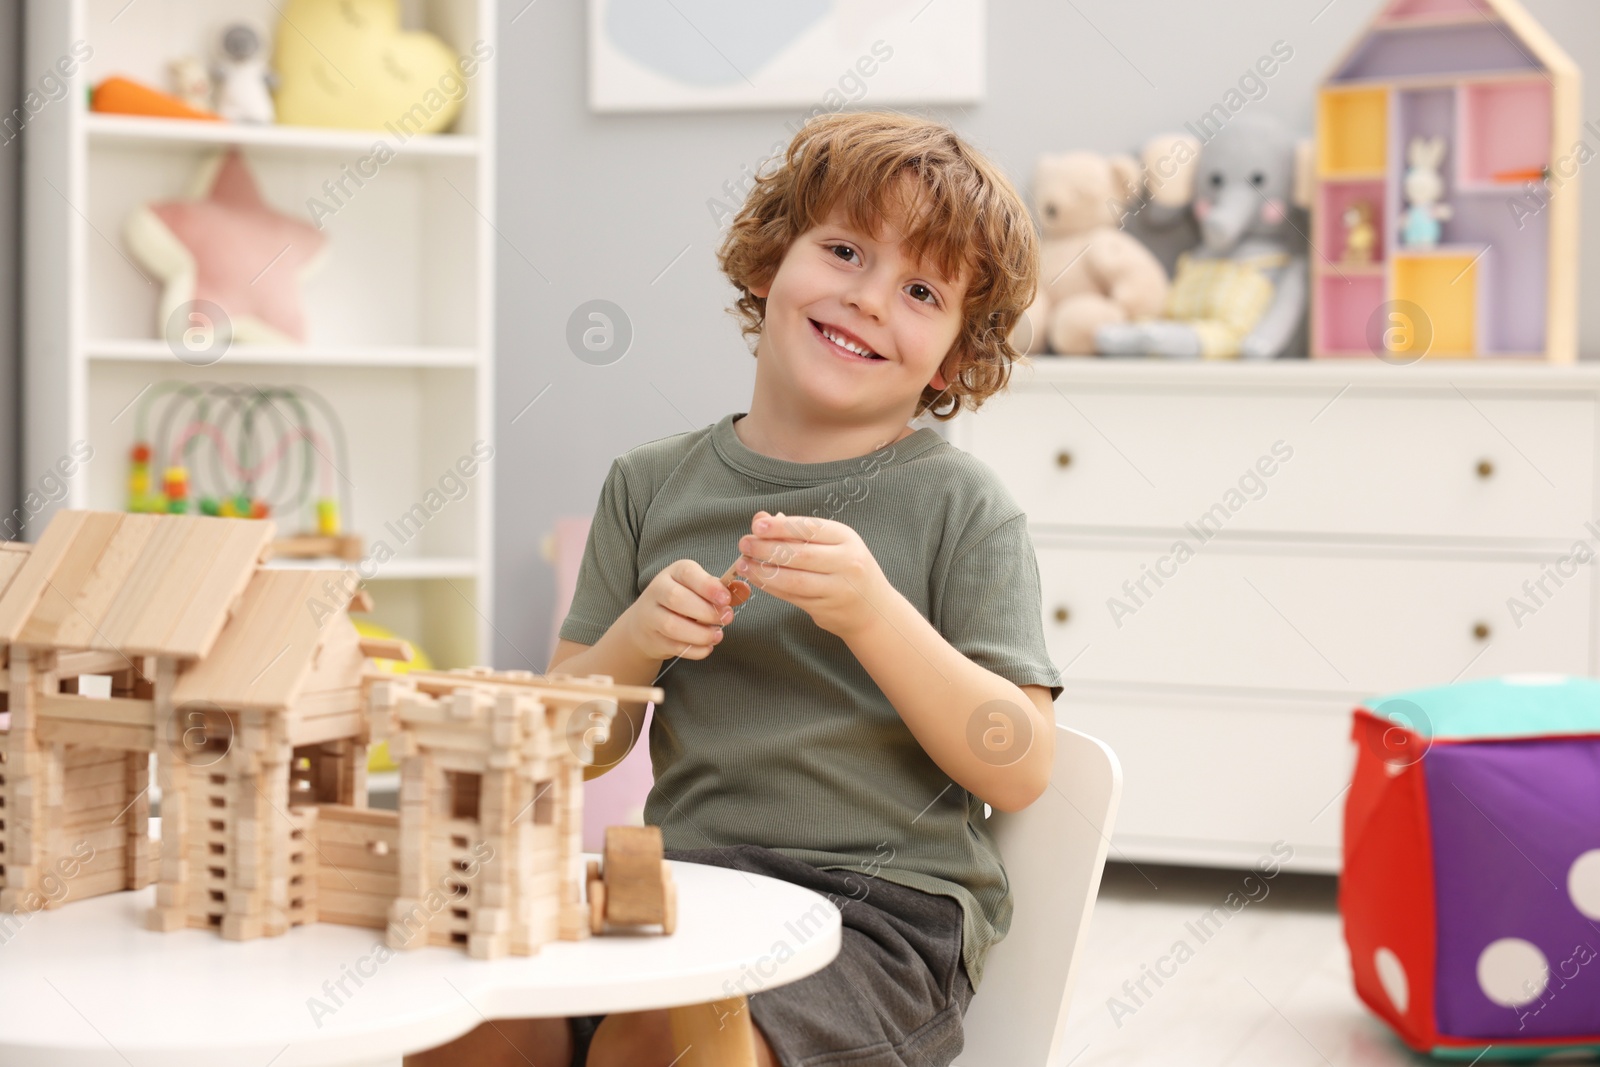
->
[[957, 725, 1122, 1067]]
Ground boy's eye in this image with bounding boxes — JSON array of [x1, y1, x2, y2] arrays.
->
[[826, 241, 939, 307]]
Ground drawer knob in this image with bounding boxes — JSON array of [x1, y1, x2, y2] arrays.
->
[[1472, 621, 1491, 641], [1055, 450, 1073, 469], [1053, 606, 1071, 624], [1476, 459, 1494, 479]]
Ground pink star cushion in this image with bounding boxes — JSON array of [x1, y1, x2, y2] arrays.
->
[[124, 149, 328, 346]]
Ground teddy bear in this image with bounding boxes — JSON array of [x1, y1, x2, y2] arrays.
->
[[1011, 152, 1170, 356]]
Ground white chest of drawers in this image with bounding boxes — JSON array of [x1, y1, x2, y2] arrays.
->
[[949, 359, 1600, 873]]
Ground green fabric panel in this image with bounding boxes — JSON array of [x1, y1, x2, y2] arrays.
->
[[1429, 1042, 1600, 1060], [1368, 675, 1600, 741]]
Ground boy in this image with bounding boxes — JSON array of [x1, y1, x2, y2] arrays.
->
[[411, 109, 1060, 1067]]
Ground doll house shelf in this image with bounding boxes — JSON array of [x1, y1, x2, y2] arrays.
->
[[22, 0, 497, 669], [1309, 0, 1580, 362]]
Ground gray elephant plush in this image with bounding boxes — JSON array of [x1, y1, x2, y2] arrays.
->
[[1098, 115, 1311, 360]]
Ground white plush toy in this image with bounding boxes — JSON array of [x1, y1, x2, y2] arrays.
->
[[212, 22, 277, 124]]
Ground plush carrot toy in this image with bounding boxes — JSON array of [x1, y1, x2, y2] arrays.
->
[[91, 76, 221, 121]]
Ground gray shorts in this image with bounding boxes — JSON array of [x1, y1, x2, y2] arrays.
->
[[570, 843, 974, 1067]]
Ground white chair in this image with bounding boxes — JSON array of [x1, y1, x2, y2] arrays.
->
[[957, 725, 1122, 1067]]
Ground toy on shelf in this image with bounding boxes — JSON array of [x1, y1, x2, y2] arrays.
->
[[587, 826, 678, 936], [124, 148, 328, 347], [1342, 200, 1377, 264], [125, 381, 362, 562], [1494, 166, 1549, 184], [90, 75, 220, 121], [167, 56, 214, 113], [1010, 153, 1170, 356], [1309, 0, 1580, 361], [1342, 675, 1600, 1059], [213, 22, 277, 124], [273, 0, 467, 133], [1096, 116, 1311, 360], [355, 619, 434, 773], [0, 509, 667, 959], [1400, 136, 1453, 249]]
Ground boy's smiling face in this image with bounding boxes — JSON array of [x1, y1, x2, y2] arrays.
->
[[749, 181, 970, 426]]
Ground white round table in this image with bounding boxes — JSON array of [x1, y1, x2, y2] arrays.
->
[[0, 857, 841, 1067]]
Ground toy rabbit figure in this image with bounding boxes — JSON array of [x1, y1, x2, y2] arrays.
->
[[212, 22, 277, 124], [1401, 136, 1453, 249], [1343, 201, 1376, 264]]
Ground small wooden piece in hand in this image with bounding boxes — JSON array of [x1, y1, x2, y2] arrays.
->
[[718, 559, 752, 607]]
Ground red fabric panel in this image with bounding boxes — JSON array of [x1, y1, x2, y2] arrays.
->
[[1341, 707, 1438, 1051]]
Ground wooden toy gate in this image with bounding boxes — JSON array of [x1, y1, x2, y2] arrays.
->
[[310, 805, 401, 929]]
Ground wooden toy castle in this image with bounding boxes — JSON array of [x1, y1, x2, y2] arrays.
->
[[1310, 0, 1580, 361], [0, 510, 660, 958]]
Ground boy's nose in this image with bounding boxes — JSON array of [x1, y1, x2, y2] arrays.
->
[[844, 267, 896, 321], [844, 278, 890, 322]]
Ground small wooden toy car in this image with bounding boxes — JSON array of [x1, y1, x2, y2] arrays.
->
[[587, 825, 677, 935]]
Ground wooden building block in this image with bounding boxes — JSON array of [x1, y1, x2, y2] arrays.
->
[[317, 823, 399, 854], [145, 906, 190, 932], [314, 865, 397, 896], [37, 719, 155, 751], [65, 867, 132, 902], [221, 914, 264, 941], [386, 898, 432, 949], [356, 637, 412, 662], [38, 693, 156, 728], [467, 931, 509, 960], [317, 909, 387, 930], [316, 888, 393, 922], [316, 841, 402, 874]]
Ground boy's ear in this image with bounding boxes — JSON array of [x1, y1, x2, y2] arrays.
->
[[751, 281, 770, 299]]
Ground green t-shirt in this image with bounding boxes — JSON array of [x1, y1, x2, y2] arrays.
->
[[558, 411, 1062, 990]]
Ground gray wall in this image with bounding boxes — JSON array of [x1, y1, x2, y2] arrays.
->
[[492, 0, 1600, 669], [0, 0, 18, 531]]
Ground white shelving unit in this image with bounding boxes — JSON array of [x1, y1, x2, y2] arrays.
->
[[24, 0, 497, 669]]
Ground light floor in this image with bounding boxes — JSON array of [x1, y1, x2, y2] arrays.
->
[[1060, 862, 1439, 1066]]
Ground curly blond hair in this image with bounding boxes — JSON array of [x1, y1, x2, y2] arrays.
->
[[716, 110, 1039, 421]]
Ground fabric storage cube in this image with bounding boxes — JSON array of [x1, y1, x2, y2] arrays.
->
[[1342, 675, 1600, 1059]]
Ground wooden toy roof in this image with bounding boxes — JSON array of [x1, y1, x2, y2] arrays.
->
[[171, 567, 364, 711], [0, 511, 273, 659], [0, 541, 30, 602], [1325, 0, 1576, 84]]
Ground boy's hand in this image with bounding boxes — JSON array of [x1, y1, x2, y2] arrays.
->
[[735, 510, 888, 640], [623, 560, 739, 662]]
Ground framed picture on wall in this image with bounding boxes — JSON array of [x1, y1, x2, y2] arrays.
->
[[588, 0, 985, 112]]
